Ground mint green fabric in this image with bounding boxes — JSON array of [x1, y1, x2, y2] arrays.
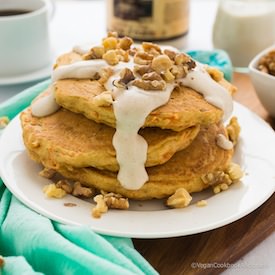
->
[[0, 80, 157, 275], [186, 49, 233, 81]]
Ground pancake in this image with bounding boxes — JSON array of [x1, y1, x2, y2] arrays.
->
[[21, 107, 200, 172], [53, 51, 236, 132], [26, 123, 234, 200]]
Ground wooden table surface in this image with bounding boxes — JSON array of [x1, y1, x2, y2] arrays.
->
[[133, 72, 275, 275]]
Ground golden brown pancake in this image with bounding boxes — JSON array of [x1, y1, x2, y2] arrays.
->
[[21, 107, 200, 172], [53, 51, 236, 132], [26, 123, 233, 200]]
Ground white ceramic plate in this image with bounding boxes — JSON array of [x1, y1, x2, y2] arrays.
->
[[0, 102, 274, 238], [0, 64, 52, 86]]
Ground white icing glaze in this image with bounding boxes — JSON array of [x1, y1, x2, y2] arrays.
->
[[112, 84, 174, 190], [31, 87, 60, 117], [179, 64, 233, 121], [216, 133, 233, 150], [31, 45, 234, 190], [52, 60, 109, 82]]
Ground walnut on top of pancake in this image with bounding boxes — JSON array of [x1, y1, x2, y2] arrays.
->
[[70, 31, 202, 92]]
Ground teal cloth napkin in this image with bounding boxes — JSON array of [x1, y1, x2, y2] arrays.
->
[[0, 80, 157, 275], [186, 49, 233, 81], [0, 50, 233, 274]]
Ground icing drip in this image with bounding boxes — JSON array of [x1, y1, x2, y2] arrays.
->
[[179, 64, 233, 121], [216, 133, 233, 150], [112, 84, 174, 190], [31, 86, 60, 117]]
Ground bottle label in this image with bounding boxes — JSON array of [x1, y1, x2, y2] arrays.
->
[[107, 0, 189, 40]]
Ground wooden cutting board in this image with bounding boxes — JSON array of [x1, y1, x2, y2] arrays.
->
[[133, 73, 275, 275], [134, 193, 275, 275]]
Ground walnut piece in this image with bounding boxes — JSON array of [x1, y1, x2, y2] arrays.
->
[[151, 55, 173, 74], [142, 42, 161, 56], [39, 168, 56, 179], [102, 50, 120, 65], [132, 79, 166, 91], [98, 67, 114, 84], [102, 36, 118, 51], [83, 46, 105, 60], [56, 179, 73, 194], [118, 68, 135, 86], [119, 36, 133, 50], [142, 71, 162, 81], [133, 65, 153, 76], [257, 50, 275, 76], [134, 51, 154, 65], [72, 182, 95, 198], [226, 116, 241, 145], [92, 194, 108, 218], [0, 116, 9, 129], [226, 162, 243, 181], [166, 188, 192, 208], [43, 184, 67, 198]]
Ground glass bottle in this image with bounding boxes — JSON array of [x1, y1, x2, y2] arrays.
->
[[106, 0, 189, 48], [212, 0, 275, 69]]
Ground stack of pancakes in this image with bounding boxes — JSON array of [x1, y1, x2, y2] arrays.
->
[[20, 37, 239, 200]]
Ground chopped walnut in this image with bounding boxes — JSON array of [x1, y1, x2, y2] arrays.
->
[[213, 182, 229, 194], [105, 196, 129, 209], [92, 194, 108, 218], [226, 117, 240, 146], [98, 67, 114, 84], [257, 50, 275, 76], [166, 188, 192, 208], [93, 91, 113, 106], [142, 71, 162, 81], [119, 68, 135, 86], [56, 179, 73, 194], [170, 64, 187, 79], [102, 50, 120, 65], [102, 36, 118, 51], [201, 171, 232, 187], [134, 51, 154, 65], [133, 65, 153, 76], [0, 116, 9, 129], [164, 49, 177, 61], [196, 200, 208, 207], [142, 42, 162, 56], [82, 46, 105, 60], [39, 167, 56, 179], [128, 47, 138, 56], [43, 184, 67, 198], [119, 36, 133, 50], [226, 162, 243, 181], [151, 55, 173, 74], [132, 79, 166, 91], [162, 70, 175, 82], [107, 31, 118, 38], [72, 181, 95, 198], [115, 49, 129, 62], [174, 53, 196, 73]]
